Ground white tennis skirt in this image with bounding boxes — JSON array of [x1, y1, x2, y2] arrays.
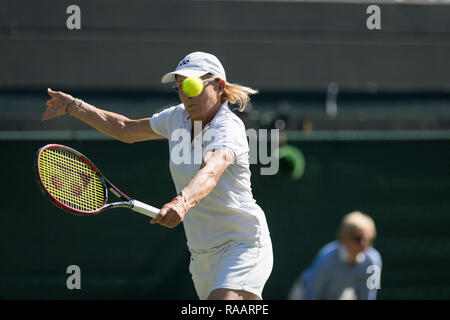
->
[[188, 238, 273, 300]]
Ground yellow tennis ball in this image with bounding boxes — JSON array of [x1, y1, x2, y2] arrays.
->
[[182, 77, 204, 97]]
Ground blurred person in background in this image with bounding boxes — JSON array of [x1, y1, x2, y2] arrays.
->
[[288, 211, 382, 300]]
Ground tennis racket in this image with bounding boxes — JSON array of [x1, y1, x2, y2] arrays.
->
[[34, 143, 160, 218]]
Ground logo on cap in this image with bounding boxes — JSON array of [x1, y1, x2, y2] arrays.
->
[[178, 58, 190, 67]]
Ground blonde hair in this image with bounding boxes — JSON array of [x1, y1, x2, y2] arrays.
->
[[338, 211, 377, 240], [221, 81, 258, 112]]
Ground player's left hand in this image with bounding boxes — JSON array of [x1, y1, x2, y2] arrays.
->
[[43, 88, 76, 120], [150, 193, 189, 228]]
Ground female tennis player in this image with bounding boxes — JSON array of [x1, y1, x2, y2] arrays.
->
[[42, 51, 273, 300]]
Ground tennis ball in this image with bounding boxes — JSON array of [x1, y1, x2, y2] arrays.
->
[[182, 77, 204, 97], [278, 145, 305, 180]]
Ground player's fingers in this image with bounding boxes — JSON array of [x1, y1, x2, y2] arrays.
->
[[150, 207, 167, 224], [150, 213, 162, 224], [42, 100, 68, 121], [167, 216, 182, 228], [160, 207, 183, 228], [160, 211, 177, 228], [47, 88, 65, 97], [47, 88, 58, 98], [41, 107, 55, 121], [48, 88, 71, 101], [158, 209, 172, 227]]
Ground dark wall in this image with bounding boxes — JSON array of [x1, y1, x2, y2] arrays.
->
[[1, 1, 450, 91], [1, 139, 449, 299]]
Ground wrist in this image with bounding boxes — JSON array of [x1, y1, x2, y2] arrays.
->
[[176, 191, 191, 214], [66, 98, 84, 117], [65, 99, 76, 116]]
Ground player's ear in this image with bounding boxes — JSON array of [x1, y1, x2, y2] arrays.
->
[[217, 79, 225, 94]]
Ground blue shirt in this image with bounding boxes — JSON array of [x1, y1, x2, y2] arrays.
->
[[289, 240, 382, 300]]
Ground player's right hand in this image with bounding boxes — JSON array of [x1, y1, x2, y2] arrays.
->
[[150, 193, 189, 229], [42, 88, 76, 121]]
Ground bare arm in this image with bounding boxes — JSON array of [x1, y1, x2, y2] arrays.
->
[[150, 148, 234, 228], [42, 88, 164, 143]]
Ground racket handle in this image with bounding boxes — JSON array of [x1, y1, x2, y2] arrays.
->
[[131, 200, 160, 218]]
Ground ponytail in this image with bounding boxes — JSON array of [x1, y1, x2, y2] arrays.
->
[[221, 82, 258, 112]]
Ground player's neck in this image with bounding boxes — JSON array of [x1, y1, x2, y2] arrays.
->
[[190, 102, 222, 129], [348, 256, 358, 265]]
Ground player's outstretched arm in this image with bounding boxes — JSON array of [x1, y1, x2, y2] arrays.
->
[[42, 88, 164, 143]]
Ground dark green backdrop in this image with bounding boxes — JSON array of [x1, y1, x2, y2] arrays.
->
[[1, 139, 449, 299]]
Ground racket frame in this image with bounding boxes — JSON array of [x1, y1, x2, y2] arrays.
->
[[34, 144, 144, 216]]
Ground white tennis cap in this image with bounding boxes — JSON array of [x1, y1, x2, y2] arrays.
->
[[161, 52, 226, 83]]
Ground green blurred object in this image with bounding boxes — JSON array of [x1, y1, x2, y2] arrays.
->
[[278, 144, 305, 180]]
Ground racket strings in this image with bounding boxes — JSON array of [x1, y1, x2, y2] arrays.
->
[[39, 148, 105, 212]]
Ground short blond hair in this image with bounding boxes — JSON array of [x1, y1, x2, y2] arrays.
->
[[338, 211, 377, 240], [221, 81, 258, 112]]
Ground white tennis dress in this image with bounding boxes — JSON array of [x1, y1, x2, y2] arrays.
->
[[150, 101, 273, 299]]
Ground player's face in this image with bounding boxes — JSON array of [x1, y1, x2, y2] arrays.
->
[[343, 227, 373, 257], [176, 74, 224, 122]]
